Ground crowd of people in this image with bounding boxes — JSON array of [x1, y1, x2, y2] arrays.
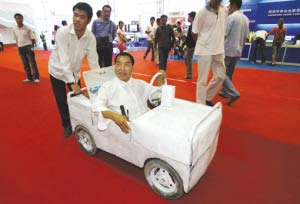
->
[[5, 0, 289, 137]]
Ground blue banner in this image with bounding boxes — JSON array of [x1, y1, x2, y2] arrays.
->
[[255, 1, 300, 36], [205, 0, 300, 35]]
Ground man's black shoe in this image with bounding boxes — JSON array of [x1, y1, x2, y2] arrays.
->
[[218, 92, 229, 98], [64, 126, 72, 138], [226, 95, 240, 106], [206, 100, 215, 107]]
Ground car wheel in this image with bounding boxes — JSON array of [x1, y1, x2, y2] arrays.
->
[[75, 125, 97, 156], [144, 159, 184, 199]]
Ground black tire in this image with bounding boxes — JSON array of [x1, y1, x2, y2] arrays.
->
[[144, 159, 184, 199], [75, 125, 98, 156]]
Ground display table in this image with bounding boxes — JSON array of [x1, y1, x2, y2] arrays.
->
[[241, 42, 300, 66]]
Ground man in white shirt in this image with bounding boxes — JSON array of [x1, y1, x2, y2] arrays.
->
[[219, 0, 249, 106], [13, 13, 40, 83], [48, 2, 100, 137], [143, 17, 155, 61], [192, 0, 227, 106], [250, 30, 268, 64], [92, 52, 166, 134]]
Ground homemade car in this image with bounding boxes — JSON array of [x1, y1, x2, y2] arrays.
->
[[67, 67, 222, 199]]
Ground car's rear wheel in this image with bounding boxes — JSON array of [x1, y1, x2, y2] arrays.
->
[[144, 159, 184, 199], [75, 125, 97, 156]]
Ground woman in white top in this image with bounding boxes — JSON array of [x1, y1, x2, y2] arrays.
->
[[117, 21, 126, 52]]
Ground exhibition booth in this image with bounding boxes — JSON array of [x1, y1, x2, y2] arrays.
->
[[239, 0, 300, 65], [241, 42, 300, 65]]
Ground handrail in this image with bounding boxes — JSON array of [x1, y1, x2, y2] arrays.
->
[[190, 102, 222, 164]]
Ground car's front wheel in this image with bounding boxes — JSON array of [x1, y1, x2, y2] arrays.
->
[[75, 125, 97, 156], [144, 159, 184, 199]]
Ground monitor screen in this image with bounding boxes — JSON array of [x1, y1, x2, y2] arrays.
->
[[266, 35, 296, 44], [129, 24, 138, 32], [266, 35, 274, 43], [285, 35, 295, 42]]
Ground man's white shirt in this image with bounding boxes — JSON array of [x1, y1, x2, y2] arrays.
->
[[255, 30, 268, 40], [12, 25, 34, 47], [192, 6, 227, 56], [146, 24, 154, 41], [48, 24, 100, 83], [92, 77, 157, 130]]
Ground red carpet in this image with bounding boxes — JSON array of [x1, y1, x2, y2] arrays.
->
[[0, 47, 299, 204]]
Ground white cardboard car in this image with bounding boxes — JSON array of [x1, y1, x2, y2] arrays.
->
[[67, 67, 222, 199]]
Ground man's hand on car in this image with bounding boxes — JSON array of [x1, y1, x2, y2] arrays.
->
[[112, 113, 130, 133], [102, 111, 131, 134], [71, 83, 81, 94]]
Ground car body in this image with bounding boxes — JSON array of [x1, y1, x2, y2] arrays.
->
[[67, 67, 222, 199]]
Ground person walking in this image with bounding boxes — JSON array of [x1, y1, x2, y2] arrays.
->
[[92, 5, 117, 67], [153, 18, 161, 65], [219, 0, 249, 106], [143, 17, 155, 61], [181, 11, 196, 79], [192, 0, 227, 106], [40, 31, 48, 51], [154, 15, 175, 71]]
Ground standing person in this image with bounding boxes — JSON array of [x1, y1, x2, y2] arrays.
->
[[0, 33, 4, 51], [250, 30, 268, 64], [192, 0, 227, 106], [52, 25, 60, 45], [143, 17, 155, 61], [40, 31, 48, 51], [154, 15, 175, 71], [48, 2, 100, 137], [153, 18, 161, 65], [92, 5, 117, 68], [13, 13, 40, 83], [181, 11, 196, 79], [117, 21, 126, 52], [268, 18, 286, 66], [219, 0, 249, 106]]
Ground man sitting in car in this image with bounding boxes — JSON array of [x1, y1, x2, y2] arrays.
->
[[92, 52, 166, 133]]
